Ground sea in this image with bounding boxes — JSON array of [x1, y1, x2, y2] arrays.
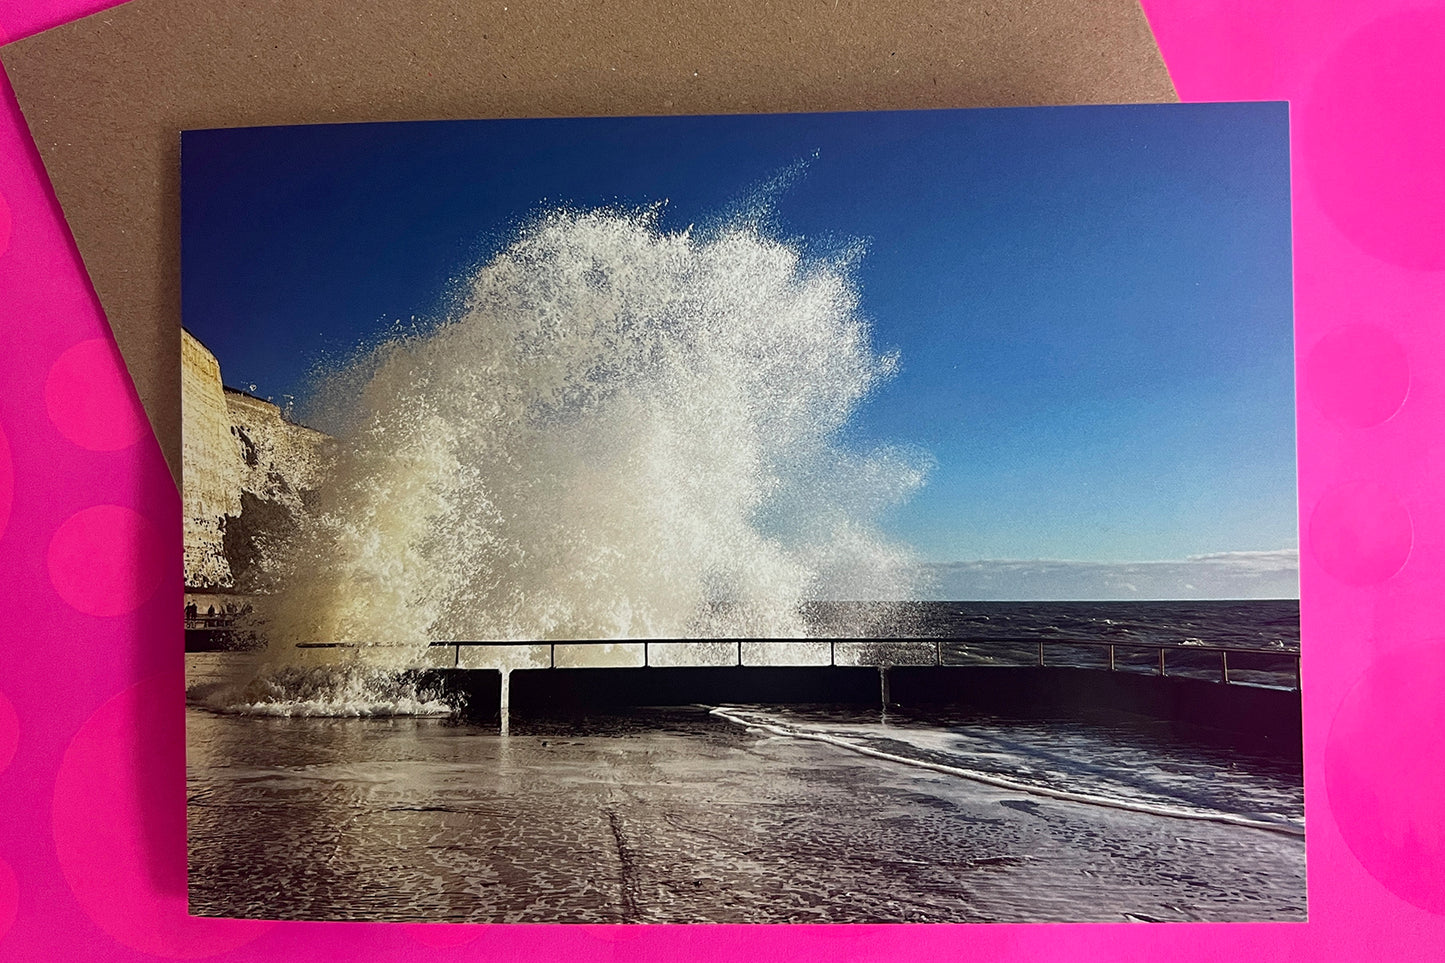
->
[[186, 598, 1305, 923]]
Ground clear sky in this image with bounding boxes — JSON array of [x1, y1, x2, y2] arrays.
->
[[181, 104, 1296, 591]]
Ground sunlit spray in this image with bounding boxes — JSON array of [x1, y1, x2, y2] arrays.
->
[[211, 207, 931, 712]]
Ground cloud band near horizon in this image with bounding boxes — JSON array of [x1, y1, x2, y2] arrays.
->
[[914, 549, 1299, 601]]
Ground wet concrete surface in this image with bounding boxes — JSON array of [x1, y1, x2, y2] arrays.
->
[[187, 704, 1305, 923]]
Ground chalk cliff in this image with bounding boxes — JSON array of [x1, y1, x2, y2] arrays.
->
[[182, 329, 328, 589]]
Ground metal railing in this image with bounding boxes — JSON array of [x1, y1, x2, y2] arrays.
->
[[295, 636, 1300, 691], [1018, 638, 1301, 691], [185, 615, 238, 631]]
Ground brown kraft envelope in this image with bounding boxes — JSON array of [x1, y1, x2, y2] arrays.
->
[[0, 0, 1176, 482]]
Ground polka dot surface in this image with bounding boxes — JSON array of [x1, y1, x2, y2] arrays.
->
[[1, 0, 1444, 960], [52, 673, 275, 958], [0, 188, 11, 257], [1306, 325, 1410, 429], [0, 689, 16, 774], [0, 420, 12, 543], [0, 856, 15, 941], [46, 504, 167, 617], [1308, 482, 1413, 586], [44, 338, 150, 451], [1327, 643, 1445, 914], [1303, 8, 1445, 270]]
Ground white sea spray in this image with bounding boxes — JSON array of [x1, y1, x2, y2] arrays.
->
[[210, 207, 931, 712]]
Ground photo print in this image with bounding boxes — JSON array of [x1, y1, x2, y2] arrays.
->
[[181, 104, 1302, 923]]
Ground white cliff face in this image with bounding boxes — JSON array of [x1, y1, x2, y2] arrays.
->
[[182, 329, 327, 589], [182, 330, 238, 587], [225, 391, 327, 507]]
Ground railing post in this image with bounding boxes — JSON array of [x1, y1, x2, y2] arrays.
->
[[399, 637, 1301, 694], [498, 668, 511, 736], [879, 665, 891, 707]]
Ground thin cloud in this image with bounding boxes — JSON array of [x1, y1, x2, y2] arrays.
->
[[918, 550, 1300, 601]]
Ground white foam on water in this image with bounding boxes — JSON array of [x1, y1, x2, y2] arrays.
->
[[188, 662, 453, 717], [212, 206, 930, 710], [710, 706, 1305, 837]]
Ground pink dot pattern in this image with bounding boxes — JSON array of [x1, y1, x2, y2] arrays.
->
[[0, 188, 11, 258], [0, 421, 12, 542], [1306, 325, 1410, 429], [1302, 8, 1445, 271], [1326, 643, 1445, 914], [44, 337, 150, 451], [51, 673, 275, 958], [0, 857, 17, 942], [46, 504, 167, 617], [1308, 482, 1413, 586], [0, 690, 16, 774], [0, 0, 1444, 960]]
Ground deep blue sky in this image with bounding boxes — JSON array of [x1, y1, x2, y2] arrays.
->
[[182, 104, 1295, 568]]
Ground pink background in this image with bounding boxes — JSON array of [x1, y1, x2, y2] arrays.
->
[[2, 0, 1443, 957]]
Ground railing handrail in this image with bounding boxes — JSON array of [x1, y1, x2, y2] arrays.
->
[[289, 637, 1299, 659], [290, 636, 1300, 691], [185, 616, 238, 629]]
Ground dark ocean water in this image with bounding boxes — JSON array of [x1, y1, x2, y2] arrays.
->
[[806, 599, 1299, 648], [801, 598, 1300, 687]]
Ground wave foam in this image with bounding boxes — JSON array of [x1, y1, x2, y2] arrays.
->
[[249, 207, 929, 666], [710, 706, 1305, 837], [188, 664, 454, 717]]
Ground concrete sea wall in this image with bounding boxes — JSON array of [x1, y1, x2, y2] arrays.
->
[[442, 664, 1302, 757]]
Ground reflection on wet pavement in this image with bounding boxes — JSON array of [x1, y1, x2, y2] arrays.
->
[[188, 705, 1305, 922]]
